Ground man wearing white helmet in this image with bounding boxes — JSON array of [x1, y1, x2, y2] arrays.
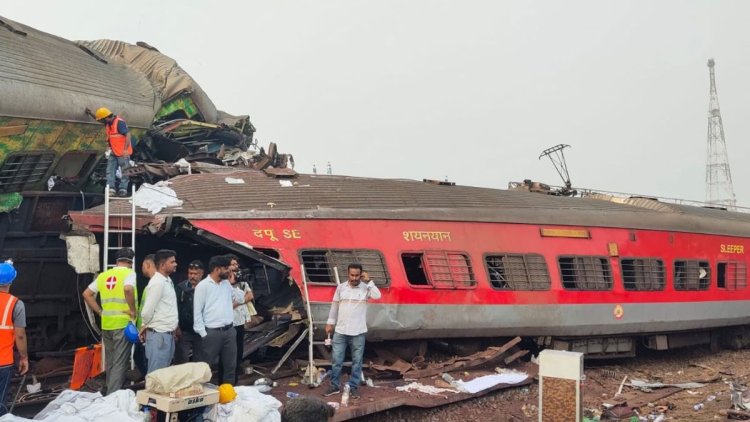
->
[[0, 260, 28, 416], [82, 248, 137, 394]]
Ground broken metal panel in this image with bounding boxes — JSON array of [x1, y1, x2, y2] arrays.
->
[[155, 96, 201, 121], [0, 193, 22, 213], [137, 119, 250, 162], [177, 222, 290, 273]]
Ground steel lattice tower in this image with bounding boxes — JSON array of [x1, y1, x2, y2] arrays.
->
[[705, 58, 737, 210]]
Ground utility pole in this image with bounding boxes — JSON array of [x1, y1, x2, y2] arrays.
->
[[705, 58, 737, 210]]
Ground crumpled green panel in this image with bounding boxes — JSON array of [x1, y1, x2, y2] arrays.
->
[[0, 193, 22, 213]]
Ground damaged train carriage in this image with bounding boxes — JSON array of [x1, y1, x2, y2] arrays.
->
[[0, 15, 291, 353], [71, 170, 750, 359]]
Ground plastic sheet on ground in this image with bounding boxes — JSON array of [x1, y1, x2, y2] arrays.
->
[[133, 181, 183, 214], [201, 386, 281, 422], [454, 372, 529, 394], [0, 389, 141, 422]]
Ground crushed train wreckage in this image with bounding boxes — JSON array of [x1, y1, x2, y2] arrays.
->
[[0, 15, 295, 354]]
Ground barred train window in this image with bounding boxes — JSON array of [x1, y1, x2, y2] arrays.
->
[[0, 152, 56, 193], [673, 260, 710, 291], [485, 254, 551, 290], [402, 251, 476, 289], [558, 256, 613, 291], [718, 261, 747, 290], [620, 258, 665, 291], [300, 249, 390, 286]]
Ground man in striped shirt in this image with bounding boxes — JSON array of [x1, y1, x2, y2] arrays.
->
[[324, 263, 381, 398]]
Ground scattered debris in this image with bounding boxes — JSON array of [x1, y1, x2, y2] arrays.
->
[[603, 387, 683, 418], [371, 348, 413, 375], [401, 337, 523, 379]]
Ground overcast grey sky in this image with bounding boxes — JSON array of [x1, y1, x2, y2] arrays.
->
[[4, 1, 750, 205]]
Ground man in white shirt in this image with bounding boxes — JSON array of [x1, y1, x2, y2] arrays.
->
[[324, 263, 381, 398], [139, 249, 179, 374], [193, 255, 236, 384]]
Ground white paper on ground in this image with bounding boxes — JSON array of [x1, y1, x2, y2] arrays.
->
[[395, 382, 459, 395], [454, 372, 529, 394], [278, 180, 293, 187], [225, 177, 245, 184]]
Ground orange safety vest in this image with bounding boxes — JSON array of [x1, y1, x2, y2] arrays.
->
[[0, 293, 18, 366], [106, 116, 133, 157]]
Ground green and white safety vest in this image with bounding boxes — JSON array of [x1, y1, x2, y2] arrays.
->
[[95, 266, 136, 330]]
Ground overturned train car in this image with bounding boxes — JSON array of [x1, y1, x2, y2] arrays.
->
[[70, 171, 750, 357], [0, 16, 291, 352]]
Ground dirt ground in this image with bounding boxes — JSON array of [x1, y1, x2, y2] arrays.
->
[[352, 345, 750, 421]]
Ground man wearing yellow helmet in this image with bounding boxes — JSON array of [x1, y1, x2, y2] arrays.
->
[[86, 107, 133, 197]]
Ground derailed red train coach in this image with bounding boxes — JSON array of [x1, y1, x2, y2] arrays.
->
[[69, 170, 750, 357]]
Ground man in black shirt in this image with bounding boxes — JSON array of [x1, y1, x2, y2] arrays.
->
[[174, 260, 205, 364]]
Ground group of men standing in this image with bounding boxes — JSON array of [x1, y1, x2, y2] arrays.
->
[[83, 248, 255, 394]]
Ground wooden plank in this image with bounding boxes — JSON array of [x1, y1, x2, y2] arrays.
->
[[0, 125, 28, 137], [504, 349, 529, 365]]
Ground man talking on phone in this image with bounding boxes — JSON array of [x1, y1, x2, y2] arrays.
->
[[324, 263, 381, 399]]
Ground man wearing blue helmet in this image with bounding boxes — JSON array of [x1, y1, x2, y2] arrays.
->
[[82, 248, 137, 394], [0, 260, 28, 416]]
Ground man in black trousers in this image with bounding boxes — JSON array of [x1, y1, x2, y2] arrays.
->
[[193, 255, 236, 384]]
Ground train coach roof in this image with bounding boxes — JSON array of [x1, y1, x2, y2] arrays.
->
[[0, 16, 159, 127], [72, 171, 750, 237]]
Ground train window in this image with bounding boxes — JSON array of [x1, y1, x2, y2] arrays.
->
[[299, 249, 390, 286], [620, 258, 665, 291], [54, 151, 99, 181], [402, 251, 476, 289], [558, 256, 613, 291], [0, 152, 56, 193], [485, 254, 551, 290], [673, 260, 710, 291], [718, 261, 747, 290]]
